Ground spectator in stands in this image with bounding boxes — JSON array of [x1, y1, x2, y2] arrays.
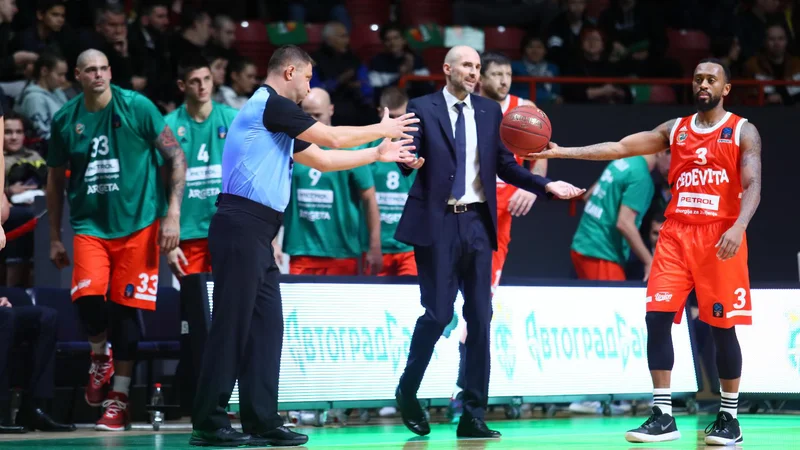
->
[[0, 0, 40, 82], [453, 0, 558, 30], [545, 0, 596, 67], [2, 113, 44, 287], [511, 35, 561, 104], [288, 0, 351, 30], [79, 3, 146, 92], [311, 21, 374, 126], [737, 0, 788, 62], [207, 49, 228, 95], [14, 53, 68, 143], [561, 27, 631, 104], [368, 23, 430, 105], [214, 57, 257, 109], [12, 0, 69, 58], [711, 35, 743, 78], [208, 14, 240, 62], [128, 1, 172, 108], [744, 22, 800, 105], [171, 6, 211, 63]]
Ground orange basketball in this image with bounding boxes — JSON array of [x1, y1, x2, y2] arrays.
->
[[500, 105, 552, 156]]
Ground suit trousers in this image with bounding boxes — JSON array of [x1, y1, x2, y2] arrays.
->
[[399, 204, 494, 419], [192, 194, 285, 433], [0, 306, 58, 407]]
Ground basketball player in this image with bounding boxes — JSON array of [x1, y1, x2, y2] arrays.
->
[[529, 58, 759, 445], [47, 50, 186, 431], [446, 51, 549, 420], [164, 55, 238, 277]]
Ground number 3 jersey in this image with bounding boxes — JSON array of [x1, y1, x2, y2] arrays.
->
[[47, 85, 168, 239], [666, 112, 747, 224], [164, 102, 238, 240]]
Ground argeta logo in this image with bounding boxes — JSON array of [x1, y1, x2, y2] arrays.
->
[[788, 312, 800, 375]]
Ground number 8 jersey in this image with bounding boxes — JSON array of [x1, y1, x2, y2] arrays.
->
[[665, 112, 747, 224]]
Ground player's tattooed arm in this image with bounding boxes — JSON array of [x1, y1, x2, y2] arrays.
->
[[736, 122, 762, 230], [529, 119, 675, 161], [154, 126, 187, 214]]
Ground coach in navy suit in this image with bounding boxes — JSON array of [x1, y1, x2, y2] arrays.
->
[[393, 46, 584, 439]]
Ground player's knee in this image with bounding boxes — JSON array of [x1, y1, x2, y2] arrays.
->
[[645, 312, 675, 371], [108, 302, 142, 361], [75, 295, 108, 336], [711, 325, 742, 379]]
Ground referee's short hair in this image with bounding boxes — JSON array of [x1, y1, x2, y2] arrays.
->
[[268, 45, 315, 74]]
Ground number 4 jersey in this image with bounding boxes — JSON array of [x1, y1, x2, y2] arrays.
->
[[164, 102, 238, 240], [666, 112, 747, 224], [47, 85, 168, 239]]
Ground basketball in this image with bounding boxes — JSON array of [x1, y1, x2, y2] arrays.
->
[[500, 105, 552, 156]]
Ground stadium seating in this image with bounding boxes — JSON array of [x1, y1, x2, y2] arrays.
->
[[345, 0, 391, 26], [400, 0, 453, 27], [484, 26, 527, 60], [350, 24, 385, 63], [666, 29, 712, 77]]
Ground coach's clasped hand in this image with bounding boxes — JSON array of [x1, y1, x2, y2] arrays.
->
[[545, 181, 586, 199]]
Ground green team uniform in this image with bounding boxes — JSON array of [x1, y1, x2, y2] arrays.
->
[[164, 102, 238, 240], [284, 144, 374, 258], [47, 85, 167, 239], [571, 156, 654, 265], [365, 159, 415, 254]]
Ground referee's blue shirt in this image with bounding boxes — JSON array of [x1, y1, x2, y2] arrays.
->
[[221, 84, 316, 212]]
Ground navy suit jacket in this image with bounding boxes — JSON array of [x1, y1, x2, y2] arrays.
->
[[394, 90, 553, 250]]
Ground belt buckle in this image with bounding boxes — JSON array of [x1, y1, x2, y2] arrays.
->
[[453, 204, 468, 214]]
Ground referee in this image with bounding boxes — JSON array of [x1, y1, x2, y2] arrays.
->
[[190, 45, 419, 447]]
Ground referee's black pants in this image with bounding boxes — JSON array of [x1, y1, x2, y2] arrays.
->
[[192, 194, 284, 433]]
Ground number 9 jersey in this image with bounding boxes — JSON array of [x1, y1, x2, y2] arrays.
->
[[647, 112, 752, 328]]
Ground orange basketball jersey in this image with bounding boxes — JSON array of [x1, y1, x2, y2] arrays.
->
[[497, 95, 525, 202], [666, 112, 747, 224]]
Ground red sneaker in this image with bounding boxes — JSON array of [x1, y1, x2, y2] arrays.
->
[[95, 391, 130, 431], [85, 349, 114, 407]]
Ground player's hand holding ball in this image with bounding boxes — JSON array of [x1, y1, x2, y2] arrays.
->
[[377, 138, 417, 164], [526, 141, 562, 160], [380, 107, 419, 139]]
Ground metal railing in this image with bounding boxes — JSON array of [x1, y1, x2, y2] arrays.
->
[[398, 75, 800, 106]]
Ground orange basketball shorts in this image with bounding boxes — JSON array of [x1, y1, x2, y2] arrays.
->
[[570, 250, 627, 281], [289, 256, 359, 276], [492, 207, 514, 294], [647, 219, 751, 328], [179, 238, 212, 275], [71, 221, 160, 310], [377, 251, 418, 276]]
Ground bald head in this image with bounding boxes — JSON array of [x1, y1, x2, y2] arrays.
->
[[77, 49, 108, 69], [302, 87, 334, 126], [75, 49, 112, 96], [443, 45, 480, 97]]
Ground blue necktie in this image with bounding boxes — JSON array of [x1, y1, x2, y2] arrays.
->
[[452, 102, 466, 200]]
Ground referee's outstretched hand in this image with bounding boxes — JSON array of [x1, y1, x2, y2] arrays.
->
[[380, 107, 419, 140], [377, 138, 417, 164]]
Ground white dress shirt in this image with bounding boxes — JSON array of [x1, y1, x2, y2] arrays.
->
[[442, 87, 485, 204]]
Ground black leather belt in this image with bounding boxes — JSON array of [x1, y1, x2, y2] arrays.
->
[[446, 203, 481, 214]]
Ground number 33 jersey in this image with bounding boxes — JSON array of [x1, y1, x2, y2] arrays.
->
[[164, 102, 239, 240], [665, 112, 747, 224]]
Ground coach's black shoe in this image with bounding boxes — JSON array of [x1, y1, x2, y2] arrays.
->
[[396, 386, 430, 436], [456, 417, 501, 439], [18, 407, 76, 432], [247, 426, 308, 447], [0, 420, 26, 434], [624, 406, 681, 443], [189, 427, 250, 447], [704, 412, 743, 446]]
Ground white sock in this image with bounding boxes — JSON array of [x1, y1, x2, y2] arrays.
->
[[112, 376, 131, 396], [90, 340, 108, 355], [653, 388, 672, 416], [720, 390, 739, 418]]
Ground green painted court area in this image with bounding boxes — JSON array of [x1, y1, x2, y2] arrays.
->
[[0, 414, 798, 449]]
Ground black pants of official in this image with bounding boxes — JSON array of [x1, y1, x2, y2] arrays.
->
[[0, 306, 58, 410], [399, 205, 494, 420], [192, 194, 284, 433]]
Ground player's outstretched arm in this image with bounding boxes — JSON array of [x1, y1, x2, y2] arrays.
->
[[154, 125, 187, 252], [296, 108, 419, 149], [526, 119, 675, 161], [293, 139, 416, 172], [716, 122, 761, 260]]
